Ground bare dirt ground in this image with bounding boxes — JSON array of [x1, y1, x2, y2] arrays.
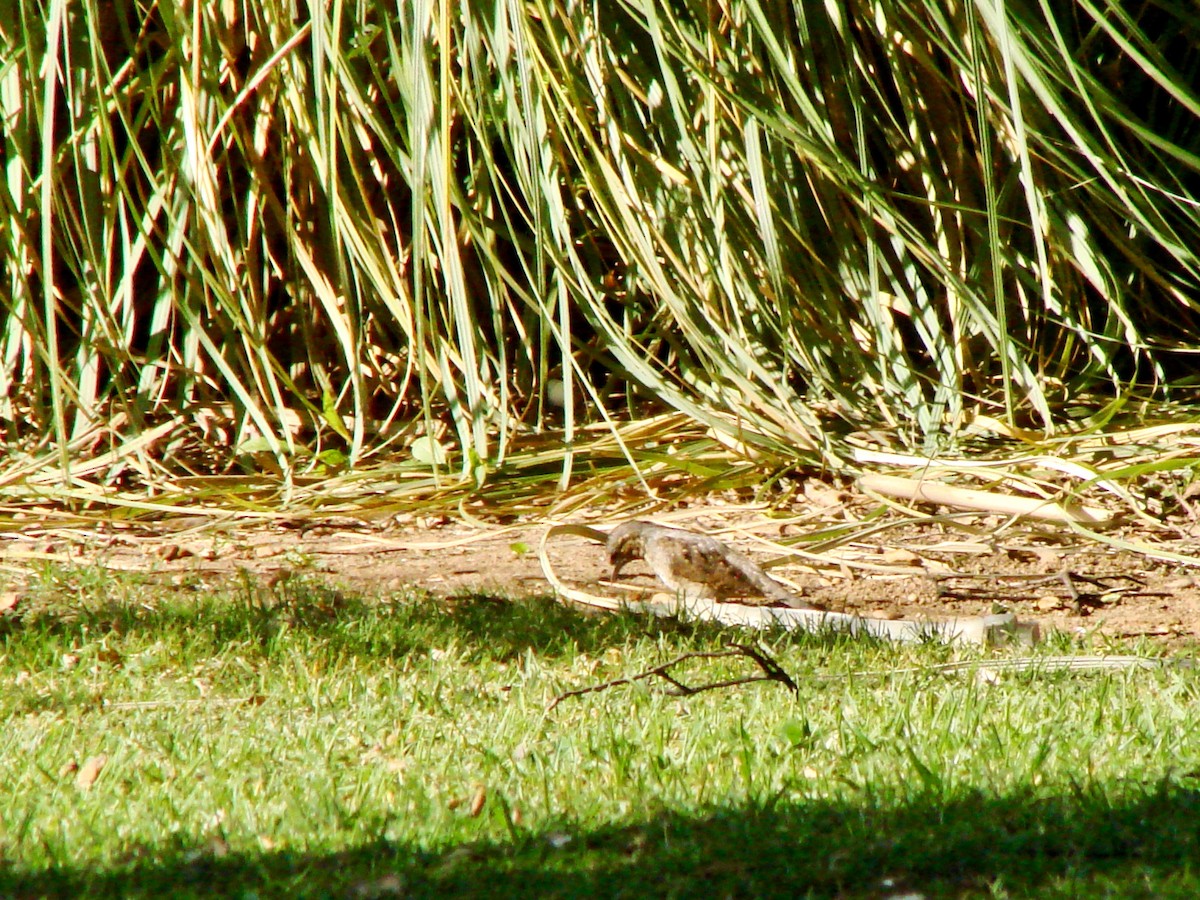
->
[[10, 487, 1200, 651]]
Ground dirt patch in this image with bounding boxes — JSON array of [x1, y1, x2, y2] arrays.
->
[[6, 494, 1200, 651]]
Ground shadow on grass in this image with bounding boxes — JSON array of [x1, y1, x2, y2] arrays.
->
[[3, 566, 815, 666], [4, 783, 1198, 898]]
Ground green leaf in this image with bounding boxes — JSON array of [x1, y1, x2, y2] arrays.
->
[[316, 449, 348, 468], [322, 391, 352, 442], [411, 436, 448, 466], [777, 718, 812, 748]]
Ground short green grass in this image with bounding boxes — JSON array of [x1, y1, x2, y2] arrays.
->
[[1, 566, 1198, 899]]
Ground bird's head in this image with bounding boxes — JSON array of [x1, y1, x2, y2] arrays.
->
[[606, 520, 649, 580]]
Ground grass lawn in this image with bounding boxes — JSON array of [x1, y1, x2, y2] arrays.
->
[[1, 566, 1198, 898]]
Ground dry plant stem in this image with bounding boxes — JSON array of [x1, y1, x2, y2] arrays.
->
[[860, 473, 1112, 525], [547, 643, 797, 710], [102, 696, 266, 711], [815, 656, 1195, 681]]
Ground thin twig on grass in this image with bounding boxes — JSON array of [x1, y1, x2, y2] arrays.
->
[[931, 569, 1158, 613], [547, 642, 797, 710], [102, 695, 267, 711]]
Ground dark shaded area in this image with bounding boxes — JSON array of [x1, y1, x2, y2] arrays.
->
[[1, 568, 834, 720], [8, 559, 884, 663], [2, 570, 717, 663], [2, 784, 1197, 898]]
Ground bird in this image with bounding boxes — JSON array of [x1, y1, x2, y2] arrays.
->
[[605, 520, 820, 609]]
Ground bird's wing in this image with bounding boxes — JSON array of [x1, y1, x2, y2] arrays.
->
[[655, 533, 764, 595], [635, 525, 818, 609]]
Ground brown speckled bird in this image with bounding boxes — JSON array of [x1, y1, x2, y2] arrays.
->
[[606, 520, 820, 609]]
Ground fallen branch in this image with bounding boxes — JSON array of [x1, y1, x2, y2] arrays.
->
[[548, 642, 797, 710], [537, 523, 1040, 647]]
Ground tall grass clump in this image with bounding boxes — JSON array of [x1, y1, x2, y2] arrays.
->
[[2, 0, 1199, 499]]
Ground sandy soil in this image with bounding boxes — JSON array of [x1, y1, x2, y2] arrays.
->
[[8, 487, 1200, 650]]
